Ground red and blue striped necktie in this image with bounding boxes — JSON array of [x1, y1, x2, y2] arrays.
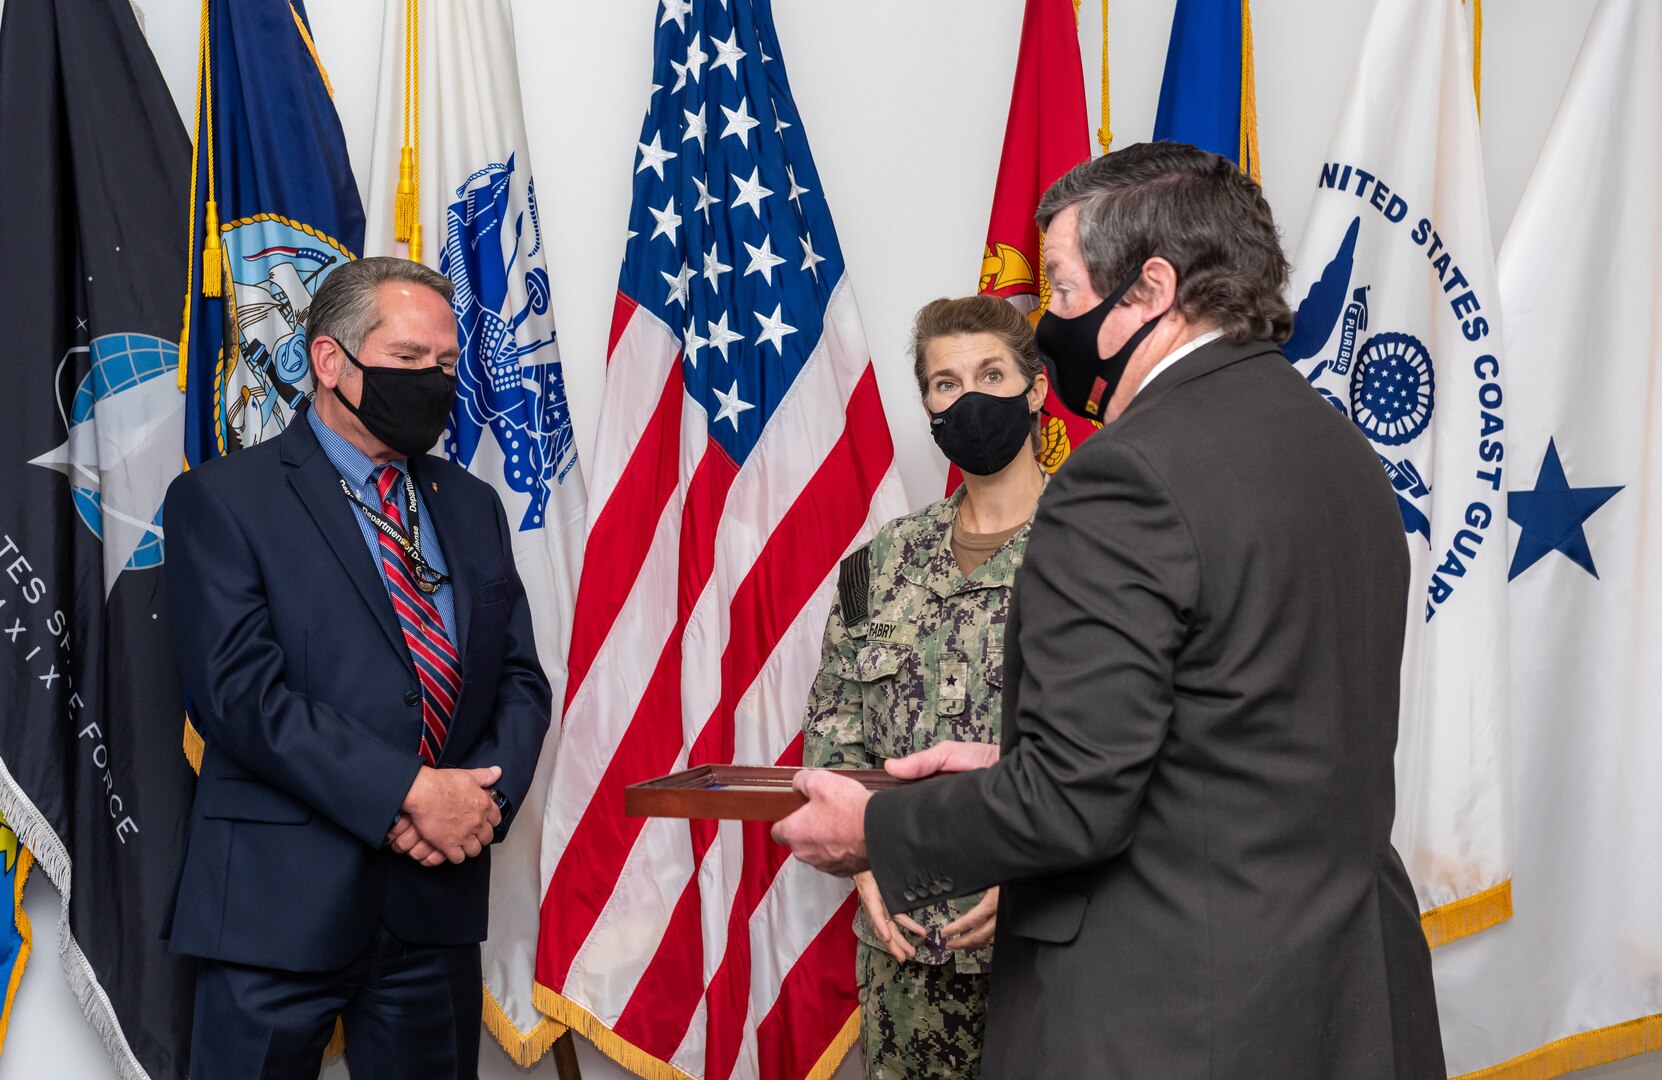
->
[[374, 465, 460, 765]]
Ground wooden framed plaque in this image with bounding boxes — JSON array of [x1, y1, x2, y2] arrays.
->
[[625, 764, 909, 822]]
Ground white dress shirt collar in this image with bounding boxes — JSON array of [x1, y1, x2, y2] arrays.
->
[[1133, 328, 1226, 398]]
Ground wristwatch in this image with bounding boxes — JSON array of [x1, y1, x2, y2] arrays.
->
[[487, 787, 510, 843]]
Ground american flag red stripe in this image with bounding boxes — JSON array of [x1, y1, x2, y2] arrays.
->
[[533, 1, 906, 1074], [757, 891, 861, 1079]]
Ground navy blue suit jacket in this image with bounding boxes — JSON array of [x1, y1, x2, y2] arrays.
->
[[163, 408, 551, 972]]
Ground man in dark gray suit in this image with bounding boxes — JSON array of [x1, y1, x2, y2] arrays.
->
[[775, 142, 1445, 1078]]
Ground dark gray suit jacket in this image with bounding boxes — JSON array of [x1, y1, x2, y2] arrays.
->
[[866, 339, 1445, 1078]]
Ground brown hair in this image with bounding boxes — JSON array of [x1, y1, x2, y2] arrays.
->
[[909, 294, 1043, 396], [1035, 141, 1293, 344]]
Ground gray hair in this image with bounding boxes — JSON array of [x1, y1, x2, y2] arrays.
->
[[307, 256, 454, 358], [1035, 142, 1293, 344]]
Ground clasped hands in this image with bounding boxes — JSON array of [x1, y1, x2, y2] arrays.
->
[[771, 740, 1001, 959], [385, 764, 503, 867]]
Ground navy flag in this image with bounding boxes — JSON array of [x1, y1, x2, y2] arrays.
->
[[182, 0, 365, 468], [0, 0, 198, 1075]]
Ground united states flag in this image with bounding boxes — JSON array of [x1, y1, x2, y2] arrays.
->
[[533, 1, 905, 1077]]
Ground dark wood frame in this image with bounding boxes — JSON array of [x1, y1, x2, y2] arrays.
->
[[625, 764, 908, 822]]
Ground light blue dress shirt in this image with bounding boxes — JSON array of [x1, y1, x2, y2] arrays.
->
[[306, 405, 458, 650]]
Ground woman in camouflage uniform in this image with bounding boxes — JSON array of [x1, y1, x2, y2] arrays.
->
[[803, 295, 1049, 1079]]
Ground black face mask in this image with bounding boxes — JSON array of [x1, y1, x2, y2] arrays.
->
[[930, 389, 1035, 476], [333, 341, 457, 458], [1035, 266, 1164, 420]]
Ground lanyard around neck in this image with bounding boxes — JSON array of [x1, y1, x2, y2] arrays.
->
[[339, 471, 447, 594]]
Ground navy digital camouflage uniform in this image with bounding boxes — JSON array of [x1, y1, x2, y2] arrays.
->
[[804, 488, 1031, 1079]]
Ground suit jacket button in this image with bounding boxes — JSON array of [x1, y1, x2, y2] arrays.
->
[[902, 889, 918, 903], [404, 690, 421, 706]]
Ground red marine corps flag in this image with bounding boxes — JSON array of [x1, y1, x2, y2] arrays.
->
[[948, 0, 1096, 494]]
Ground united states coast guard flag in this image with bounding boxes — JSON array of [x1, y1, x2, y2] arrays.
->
[[534, 0, 905, 1076], [1432, 1, 1662, 1075], [1285, 0, 1510, 946], [363, 0, 587, 1065]]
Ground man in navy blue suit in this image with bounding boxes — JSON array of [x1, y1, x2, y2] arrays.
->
[[164, 257, 553, 1079]]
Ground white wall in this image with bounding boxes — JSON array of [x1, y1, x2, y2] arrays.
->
[[4, 0, 1658, 1077]]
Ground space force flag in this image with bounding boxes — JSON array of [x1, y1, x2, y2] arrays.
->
[[364, 0, 588, 1064], [0, 0, 199, 1075], [1285, 0, 1510, 946]]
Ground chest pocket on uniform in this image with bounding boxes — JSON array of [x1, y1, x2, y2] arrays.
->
[[853, 643, 912, 757]]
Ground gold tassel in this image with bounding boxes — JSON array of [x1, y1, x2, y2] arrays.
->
[[1097, 0, 1112, 154], [1239, 0, 1261, 183], [177, 312, 190, 390], [1472, 0, 1483, 119], [394, 146, 416, 242], [202, 200, 223, 297], [394, 0, 422, 250]]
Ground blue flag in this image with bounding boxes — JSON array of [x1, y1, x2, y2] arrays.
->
[[182, 0, 365, 466], [1152, 0, 1258, 174]]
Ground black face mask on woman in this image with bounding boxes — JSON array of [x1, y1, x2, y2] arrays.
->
[[333, 341, 457, 458], [1035, 266, 1164, 420], [929, 388, 1035, 476]]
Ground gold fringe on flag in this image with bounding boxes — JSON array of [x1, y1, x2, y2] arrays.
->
[[534, 983, 697, 1080], [1239, 0, 1261, 183], [482, 984, 570, 1067], [323, 1017, 345, 1060], [1453, 1012, 1662, 1080], [1420, 878, 1512, 948], [289, 2, 334, 97], [805, 1010, 860, 1080], [182, 718, 204, 774]]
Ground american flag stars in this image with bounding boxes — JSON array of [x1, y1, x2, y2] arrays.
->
[[619, 0, 846, 465]]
